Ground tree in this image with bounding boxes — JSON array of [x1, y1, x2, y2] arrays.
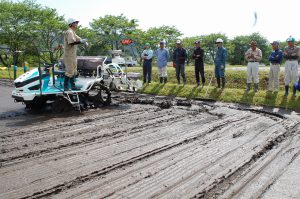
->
[[0, 0, 66, 66], [90, 14, 138, 51], [228, 32, 270, 65], [197, 33, 228, 64], [0, 0, 36, 66], [144, 25, 182, 48]]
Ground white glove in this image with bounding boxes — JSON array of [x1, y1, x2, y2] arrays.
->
[[80, 39, 87, 44], [221, 65, 225, 70], [84, 42, 89, 47]]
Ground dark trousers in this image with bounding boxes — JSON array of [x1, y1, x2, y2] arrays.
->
[[176, 62, 186, 84], [143, 59, 152, 83], [195, 63, 205, 84]]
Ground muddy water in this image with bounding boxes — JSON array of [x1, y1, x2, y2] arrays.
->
[[0, 84, 300, 199]]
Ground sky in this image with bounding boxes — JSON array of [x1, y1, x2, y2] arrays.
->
[[21, 0, 300, 42]]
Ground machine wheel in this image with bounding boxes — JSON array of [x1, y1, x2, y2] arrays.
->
[[88, 83, 111, 108], [52, 97, 72, 113], [99, 84, 111, 106], [25, 97, 46, 110]]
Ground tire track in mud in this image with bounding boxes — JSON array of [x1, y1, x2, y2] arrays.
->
[[2, 111, 244, 199], [203, 122, 300, 199], [1, 94, 299, 199], [0, 107, 189, 165], [51, 111, 292, 199]]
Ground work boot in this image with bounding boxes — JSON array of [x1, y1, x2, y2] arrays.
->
[[64, 76, 69, 91], [164, 77, 167, 84], [217, 78, 221, 88], [245, 83, 251, 92], [254, 83, 258, 93], [221, 77, 225, 89], [293, 86, 297, 97], [160, 77, 163, 83], [70, 77, 80, 91], [284, 85, 289, 97]]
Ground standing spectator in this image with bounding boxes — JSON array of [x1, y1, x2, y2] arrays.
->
[[192, 40, 205, 87], [141, 43, 153, 84], [155, 41, 170, 83], [173, 40, 187, 85], [214, 38, 227, 89], [63, 18, 88, 91], [283, 36, 300, 97], [244, 40, 262, 92], [268, 41, 283, 92]]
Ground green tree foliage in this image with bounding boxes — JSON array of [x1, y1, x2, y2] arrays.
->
[[0, 0, 66, 66], [144, 26, 182, 48], [228, 32, 271, 65], [90, 14, 138, 51]]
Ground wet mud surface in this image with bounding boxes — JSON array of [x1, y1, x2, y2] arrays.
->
[[1, 82, 300, 199]]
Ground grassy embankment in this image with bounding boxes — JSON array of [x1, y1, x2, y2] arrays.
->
[[1, 64, 299, 110]]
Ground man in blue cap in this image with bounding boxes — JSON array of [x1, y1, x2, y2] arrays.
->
[[268, 41, 283, 92], [283, 36, 300, 97], [141, 43, 153, 83], [155, 41, 169, 83]]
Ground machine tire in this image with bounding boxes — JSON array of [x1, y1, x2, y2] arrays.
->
[[88, 83, 111, 108], [99, 84, 111, 106], [52, 97, 71, 113], [25, 97, 46, 110]]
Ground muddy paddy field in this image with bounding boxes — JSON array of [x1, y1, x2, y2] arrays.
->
[[0, 81, 300, 199]]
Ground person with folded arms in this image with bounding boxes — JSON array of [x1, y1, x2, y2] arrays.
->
[[244, 40, 262, 92]]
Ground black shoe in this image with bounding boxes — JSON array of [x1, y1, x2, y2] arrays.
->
[[284, 85, 289, 96], [160, 77, 163, 83], [221, 78, 225, 89], [216, 78, 221, 88]]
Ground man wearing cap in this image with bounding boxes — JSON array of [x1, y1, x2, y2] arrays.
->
[[141, 43, 153, 84], [214, 38, 227, 89], [173, 40, 187, 85], [244, 40, 262, 92], [192, 40, 205, 87], [155, 41, 170, 83], [63, 18, 87, 91], [268, 41, 283, 92], [283, 36, 300, 97]]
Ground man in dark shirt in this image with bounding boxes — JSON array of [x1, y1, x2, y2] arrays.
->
[[173, 40, 187, 85], [192, 40, 205, 87], [268, 41, 283, 92]]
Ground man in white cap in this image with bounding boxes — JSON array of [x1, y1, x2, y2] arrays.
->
[[155, 41, 169, 83], [173, 40, 187, 85], [214, 38, 227, 89], [283, 36, 300, 97], [63, 18, 88, 91], [244, 40, 262, 92]]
